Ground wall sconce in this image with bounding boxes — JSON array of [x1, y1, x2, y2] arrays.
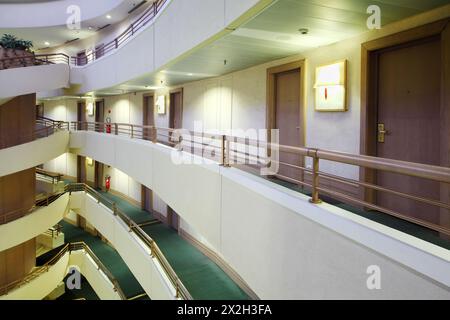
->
[[314, 60, 347, 112], [86, 157, 94, 166], [86, 102, 94, 116], [156, 95, 166, 114]]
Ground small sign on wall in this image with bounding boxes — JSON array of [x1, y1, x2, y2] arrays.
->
[[156, 95, 166, 114], [86, 102, 94, 116], [314, 60, 347, 112]]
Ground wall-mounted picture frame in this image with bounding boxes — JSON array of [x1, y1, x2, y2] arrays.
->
[[156, 95, 166, 114], [314, 60, 347, 112], [86, 102, 94, 116]]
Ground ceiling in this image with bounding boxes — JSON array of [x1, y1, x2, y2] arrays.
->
[[90, 0, 450, 96], [0, 0, 61, 3], [0, 0, 152, 49]]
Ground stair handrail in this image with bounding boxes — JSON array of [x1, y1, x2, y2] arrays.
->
[[66, 183, 193, 300], [0, 241, 126, 299]]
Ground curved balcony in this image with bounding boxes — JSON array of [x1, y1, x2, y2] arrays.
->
[[0, 0, 125, 29], [0, 60, 69, 99], [0, 119, 69, 177], [67, 121, 450, 299], [67, 0, 265, 94], [0, 193, 69, 251], [0, 242, 125, 300]]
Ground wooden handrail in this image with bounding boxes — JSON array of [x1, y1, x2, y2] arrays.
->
[[66, 183, 192, 300], [0, 241, 126, 299], [65, 119, 450, 236]]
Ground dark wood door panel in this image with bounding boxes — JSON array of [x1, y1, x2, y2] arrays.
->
[[376, 37, 441, 223]]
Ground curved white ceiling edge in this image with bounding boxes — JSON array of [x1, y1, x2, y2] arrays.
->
[[0, 0, 124, 28]]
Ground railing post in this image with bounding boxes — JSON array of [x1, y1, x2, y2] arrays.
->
[[221, 135, 230, 167], [151, 127, 157, 143], [115, 39, 119, 49], [131, 125, 134, 139], [112, 203, 117, 216], [114, 123, 118, 135], [309, 149, 322, 204]]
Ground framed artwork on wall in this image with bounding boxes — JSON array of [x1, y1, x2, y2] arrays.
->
[[314, 60, 347, 112]]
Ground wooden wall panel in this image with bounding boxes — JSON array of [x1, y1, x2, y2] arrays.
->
[[0, 93, 36, 149], [0, 168, 35, 223], [0, 239, 36, 289]]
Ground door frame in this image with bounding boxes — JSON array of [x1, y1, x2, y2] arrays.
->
[[143, 92, 155, 140], [169, 88, 183, 129], [360, 19, 450, 205], [167, 206, 180, 232], [266, 60, 306, 180], [141, 185, 153, 212]]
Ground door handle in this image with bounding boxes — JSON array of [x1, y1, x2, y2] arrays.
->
[[377, 123, 389, 143]]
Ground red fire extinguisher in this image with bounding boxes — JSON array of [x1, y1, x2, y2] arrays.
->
[[106, 117, 112, 134], [105, 175, 111, 192]]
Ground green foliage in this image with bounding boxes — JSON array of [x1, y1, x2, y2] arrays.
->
[[0, 34, 33, 51]]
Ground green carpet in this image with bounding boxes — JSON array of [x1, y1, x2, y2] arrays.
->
[[97, 190, 250, 300], [57, 275, 100, 300], [60, 220, 146, 299], [268, 177, 450, 251]]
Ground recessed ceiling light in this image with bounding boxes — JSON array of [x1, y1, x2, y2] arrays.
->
[[44, 41, 50, 46], [298, 28, 309, 35], [187, 73, 193, 76], [106, 15, 112, 19]]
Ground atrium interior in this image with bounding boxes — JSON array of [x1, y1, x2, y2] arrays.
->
[[1, 0, 450, 301]]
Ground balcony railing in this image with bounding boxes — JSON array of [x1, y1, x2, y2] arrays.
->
[[36, 167, 64, 185], [66, 120, 450, 238], [0, 53, 69, 70], [66, 183, 192, 300], [71, 0, 168, 66], [0, 117, 68, 151], [0, 181, 192, 299], [0, 241, 126, 299]]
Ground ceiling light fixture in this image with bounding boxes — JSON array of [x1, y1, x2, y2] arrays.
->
[[106, 15, 112, 19], [44, 41, 50, 46], [298, 28, 309, 35]]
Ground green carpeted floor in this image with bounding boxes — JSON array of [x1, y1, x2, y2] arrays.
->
[[57, 275, 100, 300], [97, 190, 250, 300], [60, 220, 146, 299]]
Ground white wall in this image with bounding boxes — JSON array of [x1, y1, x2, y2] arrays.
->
[[68, 130, 450, 299], [40, 99, 77, 178], [0, 193, 69, 251], [0, 130, 69, 177], [0, 64, 69, 99], [103, 166, 141, 204]]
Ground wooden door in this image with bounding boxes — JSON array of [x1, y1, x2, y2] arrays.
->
[[77, 155, 86, 183], [77, 51, 87, 66], [141, 186, 153, 212], [274, 68, 302, 182], [77, 101, 86, 130], [143, 95, 154, 140], [95, 100, 104, 132], [167, 207, 179, 232], [375, 36, 441, 224], [36, 104, 44, 118], [94, 162, 103, 190], [169, 90, 183, 130]]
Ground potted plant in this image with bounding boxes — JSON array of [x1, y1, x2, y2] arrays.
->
[[0, 34, 34, 69]]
